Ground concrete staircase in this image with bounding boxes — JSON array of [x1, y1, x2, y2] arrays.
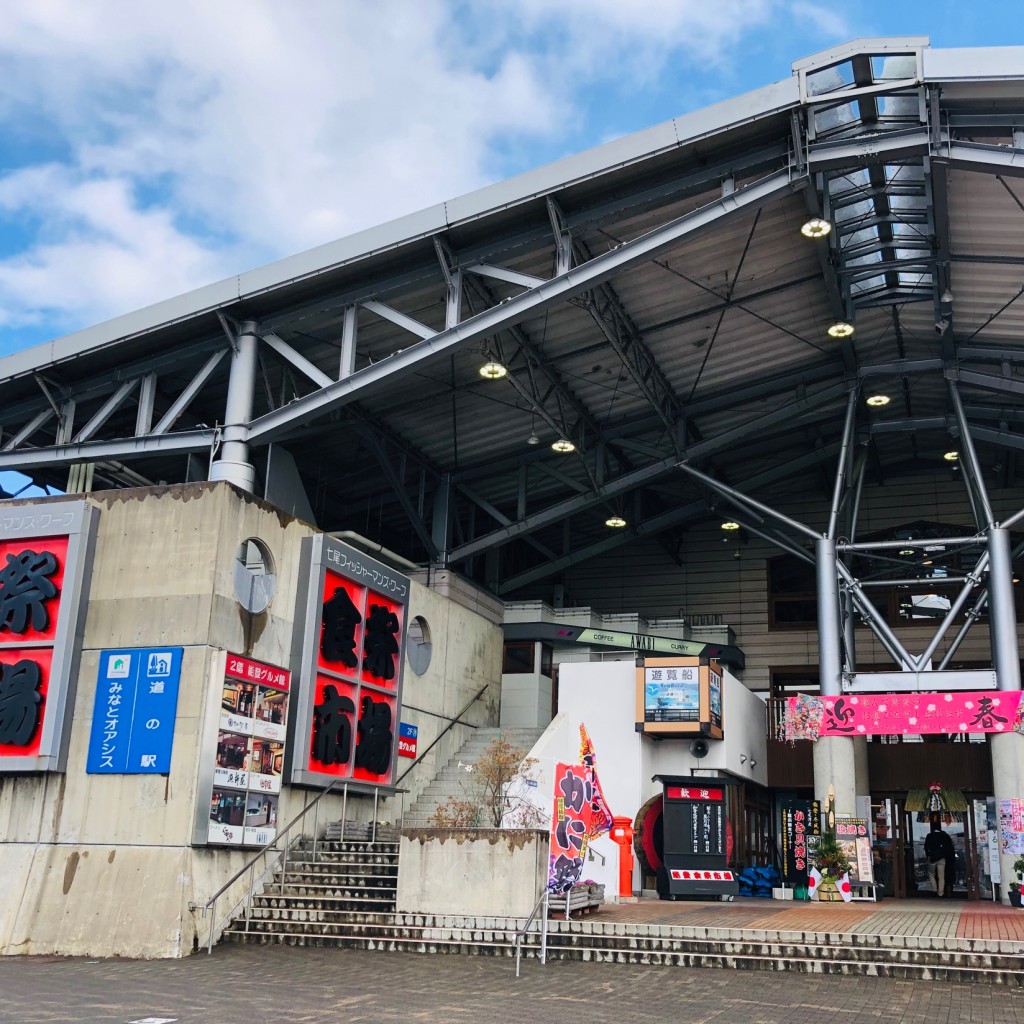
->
[[400, 727, 545, 829], [224, 835, 399, 947], [227, 894, 1024, 984]]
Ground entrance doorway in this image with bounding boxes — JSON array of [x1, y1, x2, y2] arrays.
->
[[871, 795, 995, 900]]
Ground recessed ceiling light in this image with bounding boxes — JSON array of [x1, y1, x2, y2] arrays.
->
[[801, 217, 832, 239], [605, 515, 627, 528], [944, 451, 959, 462], [828, 321, 855, 339], [721, 521, 740, 531], [479, 360, 507, 379], [551, 439, 575, 453], [866, 393, 890, 407]]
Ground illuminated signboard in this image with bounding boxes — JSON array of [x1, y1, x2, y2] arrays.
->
[[286, 536, 410, 791], [194, 651, 291, 847], [0, 500, 97, 774], [634, 657, 724, 739]]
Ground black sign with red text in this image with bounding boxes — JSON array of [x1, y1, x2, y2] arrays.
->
[[781, 800, 821, 885]]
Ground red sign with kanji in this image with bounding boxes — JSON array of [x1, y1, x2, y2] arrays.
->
[[0, 538, 68, 762], [307, 569, 404, 783]]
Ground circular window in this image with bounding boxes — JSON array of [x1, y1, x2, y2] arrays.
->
[[406, 615, 432, 675], [233, 538, 277, 614]]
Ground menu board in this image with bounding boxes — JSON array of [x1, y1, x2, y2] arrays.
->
[[197, 652, 290, 847]]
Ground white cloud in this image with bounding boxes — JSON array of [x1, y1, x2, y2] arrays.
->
[[0, 0, 850, 340]]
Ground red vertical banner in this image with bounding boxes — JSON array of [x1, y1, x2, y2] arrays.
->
[[547, 762, 594, 893]]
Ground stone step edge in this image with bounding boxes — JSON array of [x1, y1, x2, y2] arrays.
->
[[353, 918, 1022, 956], [221, 934, 1023, 982], [229, 924, 1024, 966]]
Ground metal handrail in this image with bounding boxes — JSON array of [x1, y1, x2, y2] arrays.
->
[[191, 778, 403, 953], [514, 889, 550, 978], [394, 683, 488, 786]]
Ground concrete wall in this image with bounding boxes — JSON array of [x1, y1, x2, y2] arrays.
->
[[388, 570, 503, 819], [0, 485, 505, 957], [396, 828, 548, 917]]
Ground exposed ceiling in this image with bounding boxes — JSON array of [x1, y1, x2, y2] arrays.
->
[[4, 38, 1024, 601]]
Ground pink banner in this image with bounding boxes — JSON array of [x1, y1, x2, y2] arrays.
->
[[785, 691, 1024, 740]]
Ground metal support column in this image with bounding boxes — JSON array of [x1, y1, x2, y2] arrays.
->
[[210, 320, 259, 491], [814, 535, 857, 816]]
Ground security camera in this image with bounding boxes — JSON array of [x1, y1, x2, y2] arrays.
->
[[934, 318, 950, 336]]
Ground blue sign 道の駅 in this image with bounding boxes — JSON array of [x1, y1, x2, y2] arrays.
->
[[86, 647, 183, 773]]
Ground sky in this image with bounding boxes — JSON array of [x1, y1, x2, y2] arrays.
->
[[0, 0, 1020, 359]]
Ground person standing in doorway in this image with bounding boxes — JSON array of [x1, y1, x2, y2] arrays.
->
[[924, 816, 955, 897]]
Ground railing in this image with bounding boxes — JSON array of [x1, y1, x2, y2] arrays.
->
[[394, 683, 488, 786], [514, 889, 550, 978], [190, 779, 402, 954]]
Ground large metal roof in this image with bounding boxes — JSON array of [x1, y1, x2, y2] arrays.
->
[[4, 36, 1024, 601]]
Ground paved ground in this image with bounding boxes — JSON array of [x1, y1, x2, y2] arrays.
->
[[2, 943, 1024, 1024], [593, 894, 1024, 944]]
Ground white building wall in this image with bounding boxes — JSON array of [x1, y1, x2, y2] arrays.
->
[[525, 661, 768, 896]]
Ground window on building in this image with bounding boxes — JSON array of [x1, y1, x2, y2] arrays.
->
[[502, 642, 535, 674]]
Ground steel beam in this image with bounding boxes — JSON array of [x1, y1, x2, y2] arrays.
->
[[497, 442, 840, 593], [360, 300, 435, 340], [463, 262, 547, 291], [152, 349, 228, 435], [358, 427, 438, 560], [247, 171, 796, 445], [71, 379, 140, 444], [262, 332, 334, 389], [0, 428, 215, 471], [450, 380, 842, 563]]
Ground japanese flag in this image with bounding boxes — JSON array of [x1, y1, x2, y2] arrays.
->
[[808, 867, 822, 898], [838, 871, 854, 902]]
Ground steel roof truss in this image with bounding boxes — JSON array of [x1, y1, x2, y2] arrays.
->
[[72, 378, 140, 444], [246, 171, 795, 446]]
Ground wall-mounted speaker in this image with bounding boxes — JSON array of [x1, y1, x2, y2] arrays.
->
[[689, 738, 709, 759]]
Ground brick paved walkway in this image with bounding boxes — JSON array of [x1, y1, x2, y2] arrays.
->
[[3, 944, 1024, 1024], [593, 894, 1024, 945]]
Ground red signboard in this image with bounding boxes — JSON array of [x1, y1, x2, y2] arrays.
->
[[289, 536, 410, 790], [226, 652, 290, 691], [0, 501, 95, 774], [0, 540, 67, 763], [667, 786, 723, 801]]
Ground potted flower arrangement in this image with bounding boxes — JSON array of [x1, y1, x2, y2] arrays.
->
[[1009, 857, 1024, 908], [814, 825, 851, 901]]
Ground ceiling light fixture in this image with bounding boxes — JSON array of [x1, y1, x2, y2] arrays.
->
[[866, 393, 890, 407], [944, 451, 959, 462], [828, 321, 855, 339], [551, 438, 575, 453], [721, 521, 740, 531], [899, 548, 916, 556], [605, 515, 627, 528], [801, 217, 832, 239], [479, 359, 507, 379]]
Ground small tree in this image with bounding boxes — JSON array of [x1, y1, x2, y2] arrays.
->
[[428, 734, 546, 828]]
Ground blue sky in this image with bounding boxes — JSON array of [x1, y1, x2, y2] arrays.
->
[[0, 0, 1020, 359]]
